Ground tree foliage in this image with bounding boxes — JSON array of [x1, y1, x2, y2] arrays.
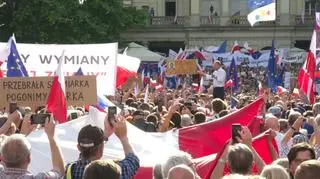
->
[[0, 0, 146, 43]]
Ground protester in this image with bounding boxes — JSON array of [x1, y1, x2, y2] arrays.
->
[[272, 158, 289, 170], [65, 115, 140, 179], [0, 118, 65, 178], [287, 143, 316, 178], [211, 127, 265, 179], [260, 164, 290, 179], [161, 151, 200, 179], [168, 164, 195, 179], [83, 160, 121, 179], [294, 160, 320, 179]]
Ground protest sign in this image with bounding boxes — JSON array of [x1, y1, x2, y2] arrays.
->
[[0, 76, 97, 108], [165, 60, 197, 75], [0, 43, 118, 95]]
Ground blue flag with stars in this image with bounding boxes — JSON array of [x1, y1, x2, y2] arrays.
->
[[6, 37, 29, 77], [75, 67, 84, 76], [267, 40, 277, 93], [227, 57, 239, 91]]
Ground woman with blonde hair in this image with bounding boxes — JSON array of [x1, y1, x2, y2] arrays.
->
[[260, 164, 290, 179]]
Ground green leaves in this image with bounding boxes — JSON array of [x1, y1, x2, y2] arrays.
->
[[0, 0, 147, 43]]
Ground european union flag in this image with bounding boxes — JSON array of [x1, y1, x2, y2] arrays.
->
[[276, 65, 285, 86], [75, 67, 84, 76], [7, 37, 29, 77], [227, 57, 239, 91], [268, 40, 277, 93]]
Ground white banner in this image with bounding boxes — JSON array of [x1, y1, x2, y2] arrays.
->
[[0, 42, 118, 95], [203, 49, 306, 68]]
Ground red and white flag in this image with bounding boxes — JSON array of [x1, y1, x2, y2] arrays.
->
[[244, 41, 254, 55], [116, 54, 141, 89], [292, 88, 300, 97], [47, 50, 67, 123], [277, 86, 288, 95], [150, 79, 157, 87], [29, 98, 267, 179], [231, 41, 241, 54], [0, 42, 10, 78], [155, 84, 164, 91], [298, 30, 317, 104], [192, 83, 199, 91], [224, 79, 233, 89]]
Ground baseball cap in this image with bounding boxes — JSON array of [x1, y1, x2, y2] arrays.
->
[[78, 125, 105, 148]]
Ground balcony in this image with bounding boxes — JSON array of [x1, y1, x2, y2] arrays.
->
[[150, 16, 190, 26], [200, 16, 220, 26], [229, 16, 280, 26], [291, 15, 315, 26], [147, 15, 314, 27]]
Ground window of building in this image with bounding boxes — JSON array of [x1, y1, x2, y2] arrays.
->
[[165, 0, 176, 16], [305, 0, 320, 15]]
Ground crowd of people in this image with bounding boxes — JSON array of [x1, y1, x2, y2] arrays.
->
[[0, 60, 320, 179]]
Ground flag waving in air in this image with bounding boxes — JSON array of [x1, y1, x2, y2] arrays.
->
[[227, 57, 239, 91], [298, 30, 317, 104], [267, 40, 277, 93], [47, 50, 67, 124], [6, 35, 29, 77], [247, 0, 276, 26]]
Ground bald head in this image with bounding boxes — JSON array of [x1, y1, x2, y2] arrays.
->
[[265, 114, 280, 131], [168, 164, 195, 179]]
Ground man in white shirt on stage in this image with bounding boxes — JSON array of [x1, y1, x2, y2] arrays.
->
[[199, 60, 226, 100]]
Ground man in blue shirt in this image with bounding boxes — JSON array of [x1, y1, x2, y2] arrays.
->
[[66, 116, 140, 179]]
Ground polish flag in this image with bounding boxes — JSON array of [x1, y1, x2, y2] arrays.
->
[[192, 83, 199, 91], [298, 30, 317, 104], [29, 98, 269, 179], [0, 42, 10, 78], [277, 86, 288, 95], [175, 48, 188, 60], [150, 79, 157, 87], [155, 84, 164, 91], [292, 88, 300, 97], [47, 51, 67, 123], [116, 54, 141, 89], [224, 79, 233, 89], [231, 41, 241, 54], [244, 41, 254, 55]]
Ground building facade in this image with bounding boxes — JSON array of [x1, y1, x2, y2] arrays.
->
[[121, 0, 319, 53]]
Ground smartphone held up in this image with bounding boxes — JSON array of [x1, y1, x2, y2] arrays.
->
[[30, 113, 51, 125], [108, 106, 117, 126], [232, 123, 242, 143]]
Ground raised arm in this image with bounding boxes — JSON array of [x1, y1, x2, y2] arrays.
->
[[114, 116, 140, 178], [44, 117, 65, 174], [240, 127, 265, 173], [0, 111, 19, 135]]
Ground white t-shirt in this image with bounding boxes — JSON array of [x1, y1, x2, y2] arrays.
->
[[206, 68, 226, 88]]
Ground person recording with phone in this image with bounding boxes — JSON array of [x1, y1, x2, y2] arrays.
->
[[210, 126, 266, 179], [65, 107, 139, 179]]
